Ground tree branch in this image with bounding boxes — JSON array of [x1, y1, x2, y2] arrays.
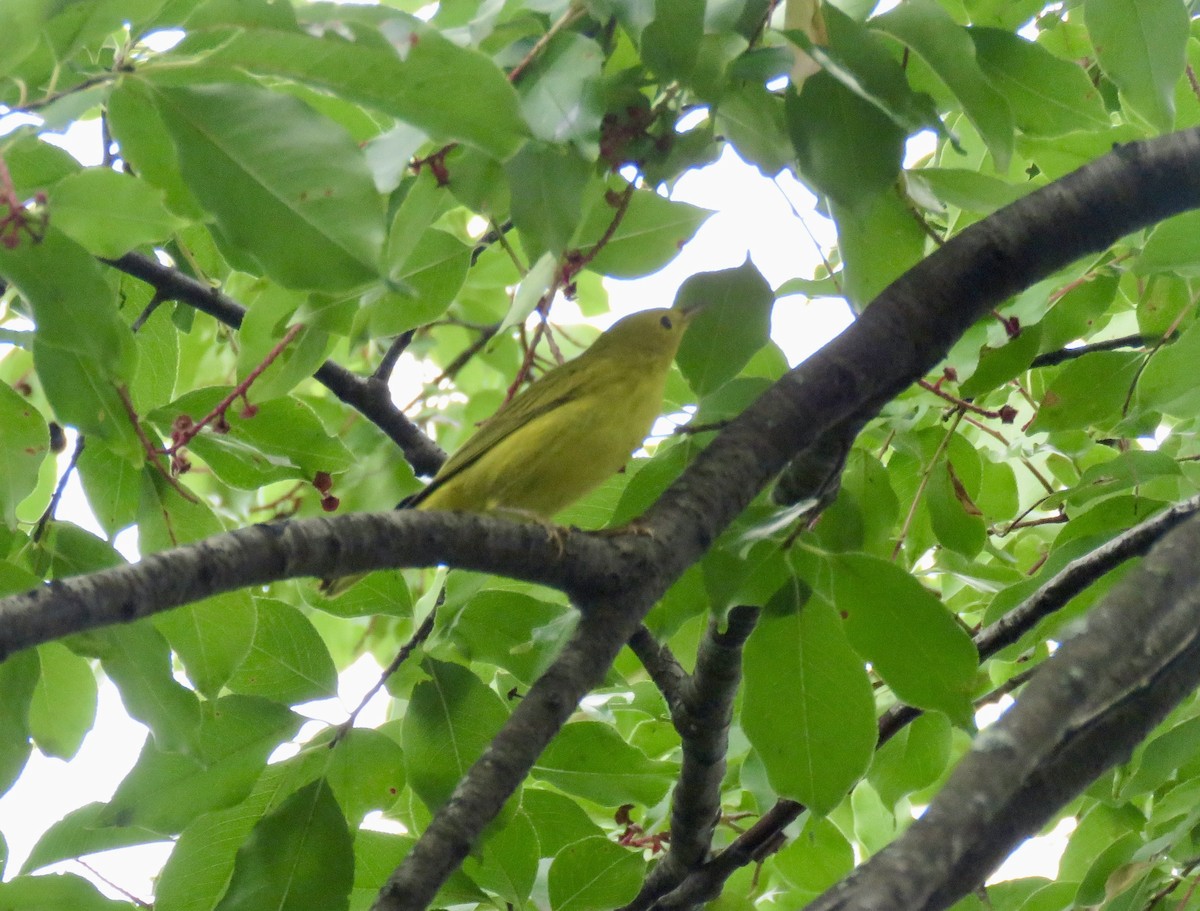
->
[[373, 600, 659, 911], [0, 511, 649, 662], [628, 624, 689, 719], [974, 491, 1200, 657], [623, 606, 760, 911], [104, 252, 446, 477], [644, 129, 1200, 585], [1029, 333, 1151, 368], [677, 492, 1200, 908], [805, 510, 1200, 911]]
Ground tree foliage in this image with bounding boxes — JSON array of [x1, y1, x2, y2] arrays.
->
[[3, 2, 1200, 911]]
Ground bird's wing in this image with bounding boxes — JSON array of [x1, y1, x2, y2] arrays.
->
[[407, 357, 597, 508]]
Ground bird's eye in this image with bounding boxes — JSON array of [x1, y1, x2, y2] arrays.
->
[[660, 315, 673, 330]]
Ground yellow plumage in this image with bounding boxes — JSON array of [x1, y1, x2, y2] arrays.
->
[[411, 307, 691, 517], [321, 307, 690, 594]]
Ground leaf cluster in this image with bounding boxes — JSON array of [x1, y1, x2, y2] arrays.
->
[[2, 2, 1200, 911]]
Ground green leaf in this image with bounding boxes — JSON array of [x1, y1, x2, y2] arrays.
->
[[547, 836, 644, 911], [322, 729, 406, 824], [383, 170, 456, 275], [833, 190, 927, 310], [0, 651, 38, 797], [0, 380, 49, 528], [958, 322, 1041, 397], [155, 801, 271, 911], [1038, 272, 1119, 353], [1018, 124, 1144, 180], [214, 778, 353, 911], [675, 258, 775, 395], [873, 0, 1014, 169], [520, 789, 604, 855], [1121, 715, 1200, 798], [773, 815, 855, 897], [463, 807, 539, 908], [507, 142, 592, 258], [0, 872, 133, 911], [831, 553, 979, 722], [908, 168, 1033, 215], [1136, 209, 1200, 276], [0, 229, 139, 451], [155, 593, 256, 697], [1028, 351, 1142, 433], [126, 287, 181, 412], [149, 389, 354, 488], [0, 1, 48, 78], [1085, 0, 1188, 131], [49, 169, 186, 258], [785, 74, 905, 211], [533, 721, 678, 807], [1064, 451, 1180, 508], [227, 599, 337, 704], [742, 593, 877, 813], [103, 695, 301, 834], [1076, 832, 1141, 906], [447, 590, 576, 686], [969, 28, 1110, 137], [107, 77, 206, 219], [868, 712, 953, 805], [715, 84, 792, 177], [963, 0, 1048, 28], [312, 570, 414, 620], [22, 802, 165, 875], [28, 642, 97, 760], [72, 622, 202, 755], [1137, 317, 1200, 418], [372, 229, 473, 334], [786, 5, 945, 139], [575, 188, 711, 278], [518, 33, 604, 148], [641, 0, 705, 82], [174, 22, 527, 158], [926, 461, 987, 558], [402, 659, 509, 811], [148, 81, 385, 292], [232, 280, 333, 401]]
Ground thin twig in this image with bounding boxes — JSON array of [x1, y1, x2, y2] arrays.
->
[[32, 433, 85, 543], [333, 595, 441, 745], [891, 409, 964, 560], [374, 330, 416, 383], [116, 386, 198, 503], [507, 4, 588, 84], [104, 252, 446, 476], [170, 324, 302, 450], [1029, 334, 1150, 368]]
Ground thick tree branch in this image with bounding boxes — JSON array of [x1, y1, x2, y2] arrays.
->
[[806, 511, 1200, 911], [373, 599, 660, 911], [676, 492, 1200, 908], [0, 512, 648, 661], [104, 252, 447, 477], [623, 606, 759, 911], [644, 130, 1200, 584]]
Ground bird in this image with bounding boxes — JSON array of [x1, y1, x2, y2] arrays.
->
[[322, 306, 692, 592]]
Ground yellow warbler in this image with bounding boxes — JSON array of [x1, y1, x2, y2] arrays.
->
[[411, 306, 692, 516], [321, 308, 691, 594]]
